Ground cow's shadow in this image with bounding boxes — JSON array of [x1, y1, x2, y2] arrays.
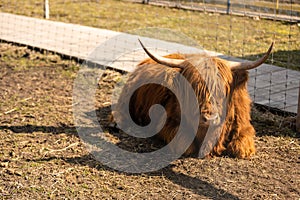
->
[[33, 153, 239, 199], [1, 103, 298, 199], [0, 105, 239, 199], [93, 105, 167, 153], [63, 154, 239, 199]]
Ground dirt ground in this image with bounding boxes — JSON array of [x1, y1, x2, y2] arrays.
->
[[0, 42, 299, 199]]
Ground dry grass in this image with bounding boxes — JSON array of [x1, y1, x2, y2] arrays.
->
[[0, 41, 299, 199], [0, 1, 299, 198], [0, 0, 299, 69]]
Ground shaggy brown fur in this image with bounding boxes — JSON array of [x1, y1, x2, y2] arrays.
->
[[113, 53, 256, 159]]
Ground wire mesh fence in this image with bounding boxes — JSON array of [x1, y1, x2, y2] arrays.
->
[[139, 0, 300, 22], [0, 0, 299, 121]]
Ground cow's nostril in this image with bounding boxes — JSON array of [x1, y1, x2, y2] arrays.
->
[[203, 113, 220, 125], [204, 113, 218, 120]]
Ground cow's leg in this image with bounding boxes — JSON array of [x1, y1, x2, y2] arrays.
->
[[226, 125, 256, 158], [226, 74, 256, 159]]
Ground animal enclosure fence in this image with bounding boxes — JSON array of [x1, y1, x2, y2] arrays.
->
[[139, 0, 300, 22], [0, 0, 299, 128]]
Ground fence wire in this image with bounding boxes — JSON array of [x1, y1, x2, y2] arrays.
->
[[139, 0, 300, 22], [0, 0, 299, 117]]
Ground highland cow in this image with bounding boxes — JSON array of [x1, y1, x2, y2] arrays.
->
[[112, 40, 273, 159]]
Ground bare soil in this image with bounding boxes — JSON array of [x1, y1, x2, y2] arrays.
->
[[0, 43, 299, 199]]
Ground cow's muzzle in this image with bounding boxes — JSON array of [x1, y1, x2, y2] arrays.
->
[[203, 113, 220, 125]]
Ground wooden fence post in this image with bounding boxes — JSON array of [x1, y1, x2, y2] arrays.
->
[[296, 81, 300, 133], [44, 0, 50, 19]]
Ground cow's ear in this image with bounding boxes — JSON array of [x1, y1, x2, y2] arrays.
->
[[232, 70, 249, 87]]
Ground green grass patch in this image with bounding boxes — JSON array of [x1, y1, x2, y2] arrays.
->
[[0, 0, 299, 69]]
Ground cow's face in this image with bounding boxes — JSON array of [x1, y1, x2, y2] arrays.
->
[[180, 55, 232, 127], [138, 39, 273, 122]]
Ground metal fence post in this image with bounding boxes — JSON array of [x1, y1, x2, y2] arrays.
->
[[296, 81, 300, 133], [44, 0, 50, 19], [226, 0, 231, 14]]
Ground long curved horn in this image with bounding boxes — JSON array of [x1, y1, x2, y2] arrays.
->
[[138, 39, 185, 68], [228, 42, 274, 71]]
